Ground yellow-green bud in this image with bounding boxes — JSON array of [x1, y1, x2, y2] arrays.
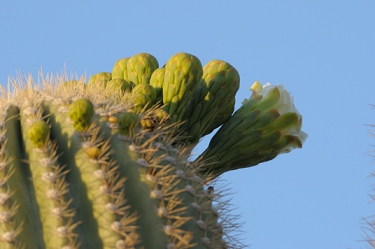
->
[[68, 99, 94, 132], [118, 112, 138, 137], [28, 120, 50, 148]]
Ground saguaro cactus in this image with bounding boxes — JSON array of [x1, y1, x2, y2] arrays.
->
[[0, 52, 306, 249]]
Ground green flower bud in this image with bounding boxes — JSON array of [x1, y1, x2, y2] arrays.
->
[[132, 84, 157, 104], [28, 120, 50, 148], [153, 109, 169, 124], [106, 78, 131, 94], [112, 58, 130, 80], [178, 59, 240, 143], [126, 53, 159, 86], [149, 67, 165, 103], [140, 115, 157, 131], [68, 99, 94, 132], [118, 112, 138, 137], [85, 146, 101, 160], [132, 94, 151, 114], [88, 72, 112, 90], [199, 81, 307, 178], [163, 52, 203, 122]]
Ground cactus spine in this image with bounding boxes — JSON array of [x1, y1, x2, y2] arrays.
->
[[0, 52, 306, 249]]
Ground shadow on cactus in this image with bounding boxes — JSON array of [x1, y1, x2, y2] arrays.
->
[[0, 52, 307, 249]]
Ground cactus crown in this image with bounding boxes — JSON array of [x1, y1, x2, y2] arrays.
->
[[0, 52, 306, 249]]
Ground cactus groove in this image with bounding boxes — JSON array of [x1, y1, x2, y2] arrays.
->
[[0, 52, 306, 249]]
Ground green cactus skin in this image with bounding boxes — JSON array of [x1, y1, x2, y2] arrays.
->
[[0, 52, 306, 249]]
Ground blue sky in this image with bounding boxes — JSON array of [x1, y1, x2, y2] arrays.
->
[[1, 1, 374, 248]]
